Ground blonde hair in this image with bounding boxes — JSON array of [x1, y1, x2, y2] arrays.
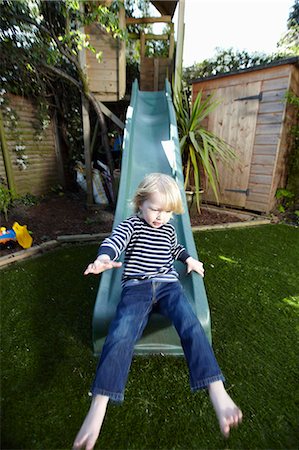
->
[[133, 173, 184, 214]]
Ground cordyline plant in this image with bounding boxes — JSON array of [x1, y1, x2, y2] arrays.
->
[[173, 80, 235, 212]]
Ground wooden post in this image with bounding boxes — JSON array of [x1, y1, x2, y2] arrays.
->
[[174, 0, 185, 94], [52, 111, 66, 188], [118, 0, 126, 101], [154, 59, 159, 91], [0, 110, 16, 194], [169, 23, 175, 60], [81, 96, 94, 206], [90, 120, 99, 160], [140, 32, 146, 58], [79, 2, 93, 206]]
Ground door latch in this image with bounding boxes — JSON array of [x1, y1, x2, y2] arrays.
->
[[225, 188, 250, 196], [234, 92, 263, 102]]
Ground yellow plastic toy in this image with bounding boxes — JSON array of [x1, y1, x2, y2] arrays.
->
[[12, 222, 33, 249], [0, 223, 32, 249]]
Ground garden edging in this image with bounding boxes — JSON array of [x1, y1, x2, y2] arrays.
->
[[0, 218, 271, 268]]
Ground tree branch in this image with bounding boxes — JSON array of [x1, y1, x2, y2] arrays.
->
[[41, 63, 82, 90], [10, 12, 82, 74]]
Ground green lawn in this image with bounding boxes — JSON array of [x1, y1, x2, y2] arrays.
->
[[1, 224, 298, 449]]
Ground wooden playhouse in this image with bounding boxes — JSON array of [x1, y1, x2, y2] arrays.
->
[[82, 0, 179, 101], [191, 57, 299, 213]]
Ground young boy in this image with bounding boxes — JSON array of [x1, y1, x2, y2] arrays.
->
[[73, 173, 242, 450]]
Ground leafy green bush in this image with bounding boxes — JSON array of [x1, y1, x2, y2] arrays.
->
[[285, 91, 299, 209], [0, 185, 16, 220], [275, 188, 295, 212], [16, 193, 39, 207], [275, 188, 299, 224]]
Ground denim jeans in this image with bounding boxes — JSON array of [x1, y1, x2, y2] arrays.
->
[[91, 280, 225, 402]]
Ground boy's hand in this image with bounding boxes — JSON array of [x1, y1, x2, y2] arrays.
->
[[186, 256, 205, 277], [84, 255, 122, 275]]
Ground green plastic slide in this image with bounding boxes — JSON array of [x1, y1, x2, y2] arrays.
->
[[92, 80, 211, 356]]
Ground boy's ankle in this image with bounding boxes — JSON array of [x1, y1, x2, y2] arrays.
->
[[208, 380, 225, 395], [91, 394, 109, 407]]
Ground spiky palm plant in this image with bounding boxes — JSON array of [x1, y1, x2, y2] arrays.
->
[[173, 81, 235, 212]]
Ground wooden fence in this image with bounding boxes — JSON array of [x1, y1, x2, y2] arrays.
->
[[0, 94, 61, 196]]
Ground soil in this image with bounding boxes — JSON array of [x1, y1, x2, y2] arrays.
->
[[1, 191, 247, 255]]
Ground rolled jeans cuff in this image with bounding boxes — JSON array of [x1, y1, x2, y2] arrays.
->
[[191, 374, 226, 392], [90, 388, 124, 403]]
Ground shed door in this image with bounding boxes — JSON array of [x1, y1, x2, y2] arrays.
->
[[204, 81, 261, 208]]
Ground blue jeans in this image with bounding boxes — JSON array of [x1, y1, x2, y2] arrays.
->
[[91, 280, 225, 402]]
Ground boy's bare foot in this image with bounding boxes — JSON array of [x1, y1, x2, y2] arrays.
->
[[73, 395, 109, 450], [208, 381, 242, 438]]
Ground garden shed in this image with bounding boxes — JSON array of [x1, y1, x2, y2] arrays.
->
[[192, 57, 299, 213]]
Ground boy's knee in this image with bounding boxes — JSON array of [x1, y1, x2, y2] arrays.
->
[[109, 317, 141, 342]]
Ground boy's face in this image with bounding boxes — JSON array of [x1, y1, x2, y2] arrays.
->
[[139, 192, 173, 228]]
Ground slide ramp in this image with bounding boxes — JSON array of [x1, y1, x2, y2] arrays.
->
[[92, 80, 211, 356]]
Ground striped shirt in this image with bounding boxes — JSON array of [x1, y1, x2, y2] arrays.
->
[[98, 216, 190, 284]]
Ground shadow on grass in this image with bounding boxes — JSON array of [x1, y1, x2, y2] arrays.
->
[[1, 244, 99, 449]]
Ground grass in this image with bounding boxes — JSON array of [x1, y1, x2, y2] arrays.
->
[[1, 224, 298, 449]]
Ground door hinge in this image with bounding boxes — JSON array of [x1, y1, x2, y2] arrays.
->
[[225, 188, 250, 196], [234, 92, 263, 102]]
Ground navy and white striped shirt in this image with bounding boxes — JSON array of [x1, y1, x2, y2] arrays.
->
[[98, 216, 190, 284]]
